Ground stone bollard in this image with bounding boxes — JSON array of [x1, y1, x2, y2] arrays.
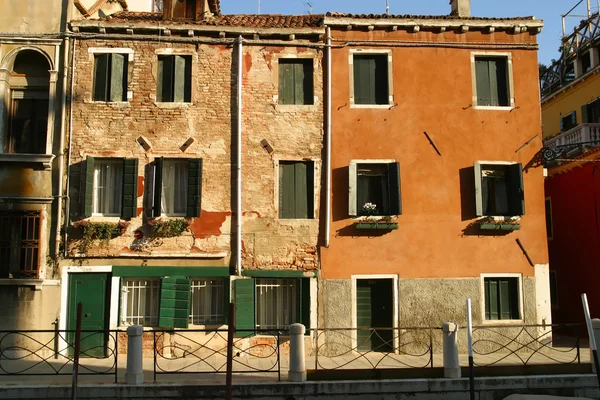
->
[[289, 323, 307, 382], [591, 319, 600, 373], [125, 325, 144, 384], [442, 322, 461, 378]]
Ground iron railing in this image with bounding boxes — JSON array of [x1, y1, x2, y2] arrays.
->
[[153, 328, 282, 382], [313, 327, 439, 370], [0, 329, 118, 382]]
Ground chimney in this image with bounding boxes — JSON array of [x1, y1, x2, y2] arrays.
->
[[450, 0, 470, 18]]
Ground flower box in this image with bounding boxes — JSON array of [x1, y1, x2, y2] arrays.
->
[[355, 222, 398, 230], [479, 223, 520, 231]]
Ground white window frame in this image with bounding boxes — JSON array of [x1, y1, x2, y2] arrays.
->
[[92, 158, 123, 217], [480, 273, 524, 325], [189, 277, 226, 326], [474, 160, 522, 219], [120, 277, 161, 327], [471, 52, 515, 110], [87, 48, 134, 103], [349, 49, 394, 108], [349, 159, 396, 217]]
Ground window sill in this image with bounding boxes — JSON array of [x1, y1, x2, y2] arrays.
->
[[275, 104, 317, 112], [0, 153, 55, 170], [474, 105, 514, 111], [0, 279, 44, 290], [87, 216, 123, 222], [350, 104, 394, 109], [87, 101, 131, 107], [154, 102, 191, 109]]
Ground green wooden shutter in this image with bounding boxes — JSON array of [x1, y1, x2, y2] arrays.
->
[[293, 62, 305, 105], [279, 60, 294, 105], [110, 53, 126, 102], [374, 55, 389, 105], [279, 162, 295, 218], [159, 276, 191, 329], [507, 163, 525, 216], [121, 158, 138, 220], [474, 162, 483, 217], [173, 55, 187, 103], [488, 279, 499, 320], [354, 56, 375, 105], [348, 162, 358, 216], [235, 278, 255, 336], [300, 278, 311, 333], [387, 162, 402, 215], [84, 156, 95, 218], [499, 279, 511, 320], [93, 54, 109, 101], [581, 104, 589, 124], [186, 158, 202, 218], [294, 162, 308, 219], [153, 157, 163, 218], [488, 59, 499, 106], [475, 59, 491, 106]]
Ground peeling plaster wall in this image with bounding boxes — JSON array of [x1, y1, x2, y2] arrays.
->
[[0, 0, 67, 33]]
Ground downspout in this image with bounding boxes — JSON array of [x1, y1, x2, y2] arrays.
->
[[63, 38, 76, 258], [235, 36, 243, 275], [54, 37, 69, 259], [324, 27, 332, 248]]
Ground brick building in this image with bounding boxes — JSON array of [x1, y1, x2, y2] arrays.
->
[[60, 0, 323, 342]]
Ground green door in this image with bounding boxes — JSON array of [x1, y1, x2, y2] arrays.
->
[[67, 273, 110, 357], [356, 279, 393, 352]]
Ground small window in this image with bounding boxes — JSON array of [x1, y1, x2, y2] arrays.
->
[[8, 93, 49, 154], [581, 98, 600, 124], [545, 198, 553, 239], [190, 278, 225, 325], [121, 278, 161, 326], [0, 210, 41, 279], [93, 53, 128, 102], [352, 54, 389, 105], [279, 161, 314, 219], [560, 111, 577, 132], [349, 161, 402, 217], [278, 59, 314, 105], [474, 56, 510, 107], [93, 159, 124, 216], [256, 278, 298, 329], [484, 277, 520, 320], [151, 158, 203, 218], [474, 163, 524, 217], [157, 55, 192, 103]]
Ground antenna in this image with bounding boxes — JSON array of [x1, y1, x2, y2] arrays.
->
[[386, 0, 389, 15], [306, 2, 313, 14]]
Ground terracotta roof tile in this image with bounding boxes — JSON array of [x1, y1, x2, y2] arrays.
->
[[325, 11, 536, 21]]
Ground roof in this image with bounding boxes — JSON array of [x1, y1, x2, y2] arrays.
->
[[84, 11, 325, 28], [325, 12, 537, 21]]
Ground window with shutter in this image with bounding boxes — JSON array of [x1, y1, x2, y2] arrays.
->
[[93, 53, 128, 102], [484, 277, 520, 320], [349, 161, 402, 217], [352, 54, 389, 105], [474, 162, 524, 217], [157, 55, 192, 103], [560, 111, 577, 132], [474, 56, 510, 107], [121, 158, 139, 220], [92, 159, 124, 217], [278, 59, 314, 105], [234, 278, 255, 336], [278, 161, 314, 219], [151, 158, 202, 218]]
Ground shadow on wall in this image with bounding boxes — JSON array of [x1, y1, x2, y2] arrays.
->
[[68, 160, 84, 222]]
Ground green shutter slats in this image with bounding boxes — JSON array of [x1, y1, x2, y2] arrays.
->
[[84, 156, 95, 218], [499, 279, 511, 320], [294, 162, 308, 219], [159, 276, 191, 329], [486, 278, 519, 321], [293, 61, 305, 105], [235, 278, 255, 336], [173, 55, 187, 103], [110, 53, 126, 102], [476, 59, 492, 106], [354, 56, 377, 105], [507, 163, 525, 216], [279, 61, 294, 105], [474, 162, 483, 217], [279, 161, 312, 219], [186, 158, 202, 218], [489, 279, 499, 320], [93, 54, 109, 102], [279, 162, 294, 218], [121, 158, 138, 220], [387, 162, 402, 215], [153, 157, 163, 218], [488, 59, 499, 106], [582, 104, 589, 124]]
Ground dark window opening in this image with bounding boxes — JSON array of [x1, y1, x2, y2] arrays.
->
[[358, 164, 390, 216], [484, 277, 520, 320], [278, 59, 314, 105], [561, 111, 577, 132], [0, 210, 41, 279], [8, 95, 48, 154], [475, 56, 510, 107], [157, 55, 192, 103], [476, 163, 525, 217], [93, 53, 128, 102], [581, 52, 592, 74], [353, 54, 389, 105]]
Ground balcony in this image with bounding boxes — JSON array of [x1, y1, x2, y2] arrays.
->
[[543, 124, 600, 163]]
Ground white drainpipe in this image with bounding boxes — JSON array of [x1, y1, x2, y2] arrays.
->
[[324, 27, 332, 248], [235, 36, 243, 275]]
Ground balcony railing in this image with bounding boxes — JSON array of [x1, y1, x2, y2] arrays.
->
[[544, 123, 600, 152]]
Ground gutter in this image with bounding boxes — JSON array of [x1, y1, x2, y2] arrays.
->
[[324, 27, 332, 248], [235, 36, 243, 276], [63, 38, 76, 258]]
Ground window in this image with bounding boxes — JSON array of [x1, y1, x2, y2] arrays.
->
[[352, 54, 390, 105], [279, 161, 314, 219], [349, 161, 402, 217], [484, 277, 520, 320], [474, 162, 524, 217], [278, 59, 314, 105], [0, 211, 41, 279], [560, 111, 577, 132], [121, 278, 161, 326], [157, 55, 192, 103], [474, 56, 510, 107], [545, 198, 553, 239], [151, 158, 202, 218], [190, 278, 225, 325], [8, 92, 49, 154], [93, 53, 128, 102], [83, 156, 138, 219], [581, 98, 600, 124]]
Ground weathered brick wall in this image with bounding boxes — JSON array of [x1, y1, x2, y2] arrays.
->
[[67, 38, 323, 271]]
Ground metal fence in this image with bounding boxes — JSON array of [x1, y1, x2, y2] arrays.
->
[[0, 329, 119, 382], [152, 328, 283, 382]]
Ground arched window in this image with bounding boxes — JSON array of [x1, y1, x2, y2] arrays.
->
[[7, 50, 50, 154]]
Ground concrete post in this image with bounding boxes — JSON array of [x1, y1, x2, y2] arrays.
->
[[591, 319, 600, 373], [289, 323, 306, 382], [125, 325, 144, 384], [443, 322, 461, 378]]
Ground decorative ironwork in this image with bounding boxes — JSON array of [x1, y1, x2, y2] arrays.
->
[[0, 329, 118, 382], [313, 327, 437, 370], [541, 141, 600, 163], [153, 329, 282, 382], [471, 323, 584, 367]]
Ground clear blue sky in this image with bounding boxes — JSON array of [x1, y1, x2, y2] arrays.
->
[[221, 0, 599, 66]]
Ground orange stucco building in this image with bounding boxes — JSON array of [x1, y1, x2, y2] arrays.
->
[[319, 1, 550, 342]]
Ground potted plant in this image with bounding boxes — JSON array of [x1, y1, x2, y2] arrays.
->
[[355, 203, 398, 230], [478, 216, 521, 231]]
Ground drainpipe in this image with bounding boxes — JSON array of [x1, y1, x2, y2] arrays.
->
[[54, 37, 69, 259], [63, 38, 76, 258], [235, 36, 243, 276], [324, 27, 332, 248]]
